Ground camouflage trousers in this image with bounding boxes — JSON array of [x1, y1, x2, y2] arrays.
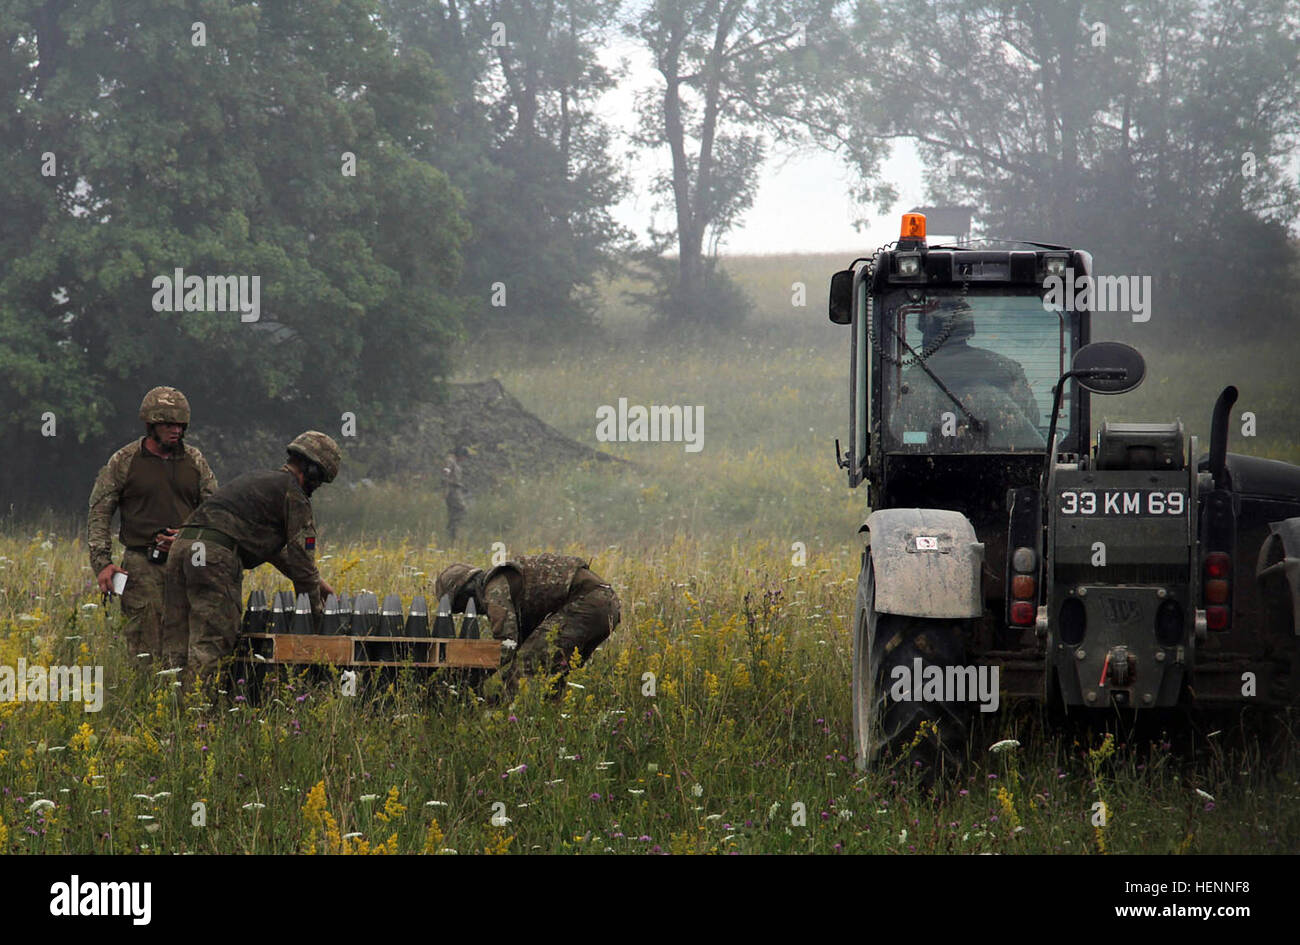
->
[[502, 571, 621, 690], [446, 488, 467, 540], [161, 538, 244, 683], [119, 548, 168, 659]]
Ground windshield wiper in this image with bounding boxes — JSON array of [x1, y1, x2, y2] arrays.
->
[[898, 337, 985, 434]]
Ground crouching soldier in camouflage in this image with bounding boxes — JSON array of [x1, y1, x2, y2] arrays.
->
[[435, 553, 620, 695], [161, 432, 341, 690], [87, 387, 217, 659]]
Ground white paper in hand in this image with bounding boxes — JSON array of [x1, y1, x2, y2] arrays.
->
[[112, 571, 128, 596]]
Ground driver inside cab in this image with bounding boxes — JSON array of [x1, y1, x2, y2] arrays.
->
[[899, 298, 1044, 448]]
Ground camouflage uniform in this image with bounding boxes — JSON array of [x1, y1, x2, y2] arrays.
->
[[161, 432, 340, 682], [87, 388, 216, 657], [437, 553, 620, 690], [443, 453, 468, 541]]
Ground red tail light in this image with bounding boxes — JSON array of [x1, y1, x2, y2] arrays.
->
[[1010, 601, 1035, 626], [1203, 553, 1231, 630]]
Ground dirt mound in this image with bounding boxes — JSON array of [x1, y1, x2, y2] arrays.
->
[[368, 379, 623, 493], [185, 379, 617, 493]]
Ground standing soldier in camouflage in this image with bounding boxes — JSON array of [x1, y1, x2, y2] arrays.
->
[[435, 553, 620, 694], [87, 387, 217, 660], [161, 431, 341, 689], [442, 446, 469, 542]]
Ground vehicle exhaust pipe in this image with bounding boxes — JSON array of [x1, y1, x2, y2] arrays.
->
[[1208, 386, 1237, 490]]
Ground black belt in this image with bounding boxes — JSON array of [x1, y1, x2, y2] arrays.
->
[[176, 526, 239, 553], [125, 544, 168, 565]]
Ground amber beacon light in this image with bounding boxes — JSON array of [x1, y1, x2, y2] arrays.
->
[[900, 213, 926, 241]]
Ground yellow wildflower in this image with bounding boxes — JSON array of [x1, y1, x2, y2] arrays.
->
[[422, 819, 445, 854], [375, 786, 406, 824]]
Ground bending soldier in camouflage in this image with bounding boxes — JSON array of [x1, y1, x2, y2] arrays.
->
[[87, 387, 217, 659], [161, 432, 341, 688], [435, 553, 620, 695]]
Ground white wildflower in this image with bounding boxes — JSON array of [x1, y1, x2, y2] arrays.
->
[[29, 799, 55, 813], [989, 739, 1021, 754]]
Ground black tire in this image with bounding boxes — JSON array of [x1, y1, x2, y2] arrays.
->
[[852, 551, 972, 782]]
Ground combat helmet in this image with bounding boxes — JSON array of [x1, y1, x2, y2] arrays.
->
[[286, 431, 342, 483], [139, 387, 191, 425], [436, 563, 484, 611]]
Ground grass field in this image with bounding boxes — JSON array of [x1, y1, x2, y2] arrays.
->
[[1, 254, 1298, 854]]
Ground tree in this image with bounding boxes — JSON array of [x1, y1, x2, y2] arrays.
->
[[0, 0, 470, 509], [626, 0, 888, 325], [383, 0, 631, 338], [846, 0, 1300, 336]]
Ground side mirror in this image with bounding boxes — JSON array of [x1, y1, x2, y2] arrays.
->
[[1070, 341, 1146, 395], [828, 269, 854, 324]]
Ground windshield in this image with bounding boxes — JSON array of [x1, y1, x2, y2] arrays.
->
[[878, 288, 1072, 452]]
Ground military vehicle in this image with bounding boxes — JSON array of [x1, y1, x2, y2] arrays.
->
[[826, 212, 1300, 775]]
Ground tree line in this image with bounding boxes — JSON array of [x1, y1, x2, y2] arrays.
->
[[2, 0, 1297, 509]]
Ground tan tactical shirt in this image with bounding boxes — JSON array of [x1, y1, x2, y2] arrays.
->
[[87, 438, 217, 573], [184, 465, 322, 607]]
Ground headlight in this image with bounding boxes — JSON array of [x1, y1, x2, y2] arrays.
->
[[896, 253, 921, 276], [1043, 254, 1068, 277]]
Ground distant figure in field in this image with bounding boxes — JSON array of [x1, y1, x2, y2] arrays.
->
[[443, 445, 470, 542]]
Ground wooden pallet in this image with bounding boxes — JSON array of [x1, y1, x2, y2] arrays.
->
[[238, 633, 501, 669]]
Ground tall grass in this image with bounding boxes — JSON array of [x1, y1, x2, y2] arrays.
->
[[1, 533, 1295, 854]]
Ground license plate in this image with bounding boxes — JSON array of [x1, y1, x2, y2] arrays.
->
[[1058, 490, 1186, 516]]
